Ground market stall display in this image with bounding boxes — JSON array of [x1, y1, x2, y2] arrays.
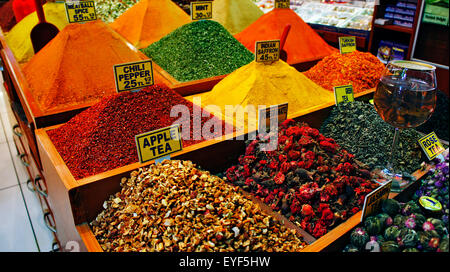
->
[[224, 119, 379, 238], [141, 20, 254, 82], [234, 8, 337, 66], [5, 1, 67, 63], [21, 20, 162, 113], [47, 84, 233, 180], [212, 0, 264, 35], [320, 101, 424, 176], [0, 0, 16, 32], [91, 160, 308, 252], [304, 51, 385, 94], [94, 0, 138, 23], [110, 0, 190, 49]]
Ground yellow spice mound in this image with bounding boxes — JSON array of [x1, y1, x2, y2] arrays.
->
[[213, 0, 263, 35]]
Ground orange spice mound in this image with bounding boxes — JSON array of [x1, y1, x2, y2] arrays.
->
[[234, 8, 337, 65], [22, 20, 164, 113], [304, 51, 385, 94], [110, 0, 191, 49]]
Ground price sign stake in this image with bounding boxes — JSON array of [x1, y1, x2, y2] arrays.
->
[[65, 1, 97, 23]]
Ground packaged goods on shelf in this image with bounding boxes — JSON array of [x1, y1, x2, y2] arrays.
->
[[235, 8, 337, 65], [212, 0, 263, 35], [110, 0, 190, 49], [0, 0, 16, 32], [91, 160, 307, 252], [47, 84, 233, 180], [377, 40, 408, 64], [141, 20, 254, 82], [94, 0, 138, 23], [224, 119, 379, 238], [320, 101, 424, 175], [304, 51, 385, 94], [192, 59, 334, 130], [5, 2, 68, 63]]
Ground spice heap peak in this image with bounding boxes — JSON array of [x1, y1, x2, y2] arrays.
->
[[212, 0, 263, 35]]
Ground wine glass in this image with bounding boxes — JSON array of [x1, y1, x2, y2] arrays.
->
[[373, 60, 437, 191]]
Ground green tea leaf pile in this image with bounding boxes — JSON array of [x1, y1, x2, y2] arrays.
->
[[141, 20, 254, 82], [320, 101, 423, 174]]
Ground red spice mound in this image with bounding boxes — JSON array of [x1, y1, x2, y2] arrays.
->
[[225, 119, 378, 238], [304, 51, 385, 94], [235, 8, 337, 65], [0, 1, 16, 32], [48, 84, 233, 180]]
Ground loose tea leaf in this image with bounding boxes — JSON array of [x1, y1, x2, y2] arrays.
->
[[94, 0, 138, 23], [320, 101, 424, 174], [141, 20, 254, 82]]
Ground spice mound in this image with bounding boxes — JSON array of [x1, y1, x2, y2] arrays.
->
[[304, 51, 385, 94], [212, 0, 263, 35], [141, 20, 254, 82], [22, 20, 152, 113], [0, 0, 16, 32], [47, 85, 233, 180], [225, 120, 378, 238], [320, 101, 423, 174], [91, 160, 307, 252], [5, 2, 68, 63], [235, 8, 337, 65], [200, 59, 334, 128], [94, 0, 138, 23], [110, 0, 190, 49]]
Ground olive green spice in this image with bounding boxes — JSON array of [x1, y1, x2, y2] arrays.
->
[[141, 20, 254, 82], [320, 101, 424, 174]]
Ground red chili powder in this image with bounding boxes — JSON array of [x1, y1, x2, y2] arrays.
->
[[47, 84, 234, 180], [234, 8, 337, 65], [0, 1, 17, 32]]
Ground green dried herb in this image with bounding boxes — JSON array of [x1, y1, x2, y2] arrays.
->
[[141, 20, 254, 82], [320, 101, 424, 174], [94, 0, 138, 23]]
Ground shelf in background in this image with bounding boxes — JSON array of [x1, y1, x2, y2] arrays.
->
[[373, 23, 414, 34]]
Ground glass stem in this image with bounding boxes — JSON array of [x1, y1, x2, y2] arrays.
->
[[388, 127, 400, 175]]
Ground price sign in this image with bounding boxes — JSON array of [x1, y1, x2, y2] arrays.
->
[[361, 181, 392, 221], [65, 1, 97, 23], [258, 103, 288, 132], [275, 0, 290, 9], [418, 132, 445, 160], [339, 36, 357, 54], [113, 60, 154, 93], [334, 85, 354, 105], [255, 40, 280, 63], [135, 125, 183, 164], [191, 1, 213, 21]]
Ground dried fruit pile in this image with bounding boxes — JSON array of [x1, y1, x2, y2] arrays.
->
[[344, 199, 449, 252], [320, 101, 423, 174], [225, 120, 378, 238], [304, 51, 385, 94], [48, 85, 232, 180], [91, 160, 307, 252]]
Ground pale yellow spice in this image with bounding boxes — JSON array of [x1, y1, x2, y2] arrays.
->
[[212, 0, 264, 35]]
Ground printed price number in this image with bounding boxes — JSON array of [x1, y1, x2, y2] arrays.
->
[[275, 0, 290, 9], [135, 125, 183, 164], [113, 60, 154, 93], [339, 36, 357, 54], [191, 1, 213, 21], [334, 85, 354, 105], [418, 132, 445, 160], [255, 40, 280, 63], [258, 103, 288, 132], [361, 181, 392, 221], [65, 1, 97, 23]]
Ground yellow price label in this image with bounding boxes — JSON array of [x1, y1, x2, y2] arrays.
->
[[113, 60, 154, 93], [135, 125, 183, 164], [65, 1, 97, 23], [334, 85, 354, 105], [275, 0, 290, 9], [258, 103, 288, 132], [190, 1, 213, 21], [361, 181, 392, 221], [339, 36, 357, 54], [255, 40, 280, 63], [418, 132, 445, 160]]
